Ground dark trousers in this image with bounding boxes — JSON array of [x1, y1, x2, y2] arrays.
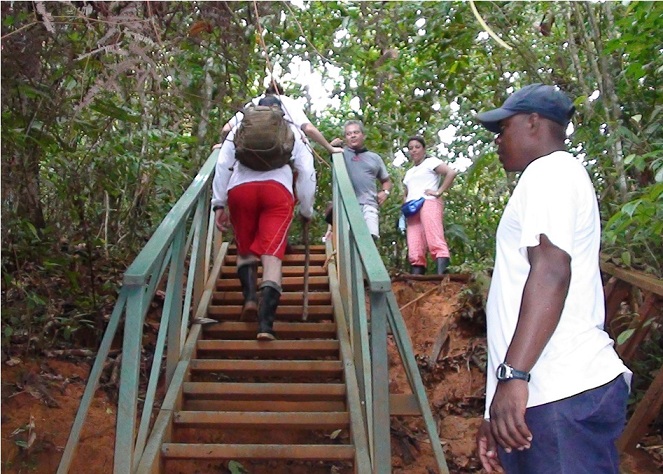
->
[[499, 374, 629, 474]]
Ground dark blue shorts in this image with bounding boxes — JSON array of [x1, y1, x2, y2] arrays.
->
[[499, 375, 629, 474]]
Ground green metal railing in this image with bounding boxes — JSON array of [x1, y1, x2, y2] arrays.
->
[[329, 152, 449, 474], [57, 150, 220, 474]]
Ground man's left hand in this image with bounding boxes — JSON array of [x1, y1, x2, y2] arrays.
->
[[489, 380, 532, 453]]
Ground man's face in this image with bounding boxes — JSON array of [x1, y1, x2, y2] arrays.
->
[[344, 124, 366, 150], [494, 114, 532, 172]]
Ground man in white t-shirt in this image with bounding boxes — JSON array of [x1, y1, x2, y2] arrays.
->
[[474, 84, 631, 474]]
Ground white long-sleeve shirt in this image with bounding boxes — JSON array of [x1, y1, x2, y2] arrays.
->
[[211, 124, 316, 218]]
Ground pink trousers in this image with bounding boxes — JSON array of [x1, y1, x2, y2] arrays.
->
[[406, 198, 449, 266]]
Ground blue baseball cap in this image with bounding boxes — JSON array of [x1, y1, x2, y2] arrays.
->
[[477, 83, 575, 133]]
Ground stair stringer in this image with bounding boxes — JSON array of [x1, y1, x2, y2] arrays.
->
[[135, 243, 229, 473], [326, 243, 372, 473]]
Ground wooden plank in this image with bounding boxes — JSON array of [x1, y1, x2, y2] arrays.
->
[[162, 443, 355, 461], [213, 291, 331, 305], [603, 277, 632, 336], [196, 339, 339, 357], [227, 244, 327, 255], [618, 368, 663, 453], [184, 399, 347, 412], [618, 293, 661, 361], [183, 382, 347, 401], [216, 275, 329, 291], [601, 261, 663, 297], [289, 244, 327, 253], [173, 411, 350, 429], [207, 304, 332, 318], [221, 265, 327, 276], [224, 254, 327, 265], [392, 273, 471, 283], [203, 321, 337, 339], [190, 359, 343, 375]]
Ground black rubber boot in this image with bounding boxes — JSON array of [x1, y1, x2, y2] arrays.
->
[[410, 265, 426, 275], [436, 257, 450, 275], [257, 281, 281, 341], [237, 263, 258, 321]]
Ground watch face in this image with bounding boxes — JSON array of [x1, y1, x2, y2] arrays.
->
[[496, 363, 511, 380]]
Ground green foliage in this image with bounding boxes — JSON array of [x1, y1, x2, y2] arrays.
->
[[603, 183, 663, 275]]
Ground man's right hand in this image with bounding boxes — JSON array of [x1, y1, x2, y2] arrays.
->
[[330, 137, 343, 148], [215, 208, 230, 232]]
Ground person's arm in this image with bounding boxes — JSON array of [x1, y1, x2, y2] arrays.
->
[[488, 233, 571, 452], [377, 178, 392, 206], [427, 162, 457, 197], [211, 137, 237, 231], [291, 136, 316, 219], [222, 110, 244, 135], [302, 123, 344, 154]]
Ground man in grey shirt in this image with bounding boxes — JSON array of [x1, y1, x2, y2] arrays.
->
[[331, 120, 392, 238]]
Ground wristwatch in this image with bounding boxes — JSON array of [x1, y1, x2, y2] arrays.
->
[[496, 363, 531, 382]]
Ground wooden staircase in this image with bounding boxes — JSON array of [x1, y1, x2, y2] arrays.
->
[[160, 244, 364, 474]]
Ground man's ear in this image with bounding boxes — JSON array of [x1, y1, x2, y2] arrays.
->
[[526, 113, 542, 134]]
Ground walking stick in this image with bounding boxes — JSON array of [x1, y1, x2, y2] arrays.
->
[[302, 220, 310, 321]]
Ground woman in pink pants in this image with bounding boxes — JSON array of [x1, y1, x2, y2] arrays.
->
[[402, 136, 457, 274]]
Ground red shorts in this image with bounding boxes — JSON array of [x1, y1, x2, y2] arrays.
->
[[227, 181, 295, 259]]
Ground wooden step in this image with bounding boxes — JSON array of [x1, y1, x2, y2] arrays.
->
[[183, 382, 347, 401], [162, 443, 354, 461], [173, 411, 349, 429], [207, 305, 333, 321], [224, 254, 328, 265], [203, 321, 337, 339], [190, 359, 343, 376], [213, 291, 331, 305], [220, 265, 327, 277], [227, 244, 327, 255], [184, 399, 347, 412], [196, 340, 339, 358], [216, 276, 329, 291]]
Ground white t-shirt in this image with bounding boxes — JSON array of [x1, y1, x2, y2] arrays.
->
[[211, 123, 316, 218], [403, 157, 444, 201], [484, 151, 631, 419]]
